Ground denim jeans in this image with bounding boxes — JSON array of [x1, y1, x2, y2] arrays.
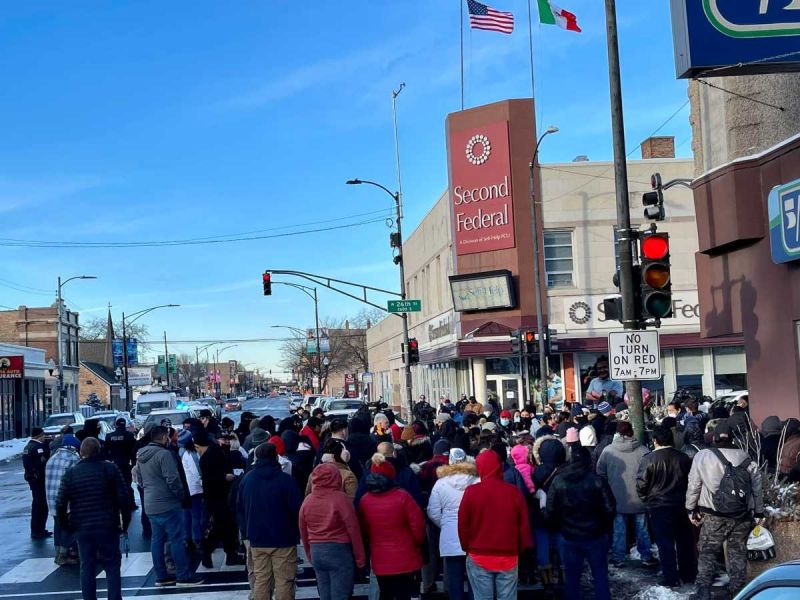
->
[[465, 555, 516, 600], [183, 494, 203, 545], [149, 508, 193, 582], [561, 536, 611, 600], [534, 527, 559, 567], [76, 528, 122, 600], [311, 542, 354, 600], [612, 513, 652, 562], [54, 518, 76, 553], [444, 556, 473, 600]]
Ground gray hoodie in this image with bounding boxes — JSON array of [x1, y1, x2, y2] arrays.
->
[[135, 442, 185, 516], [596, 435, 649, 514]]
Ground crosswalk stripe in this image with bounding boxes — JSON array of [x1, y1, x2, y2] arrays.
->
[[0, 558, 60, 584]]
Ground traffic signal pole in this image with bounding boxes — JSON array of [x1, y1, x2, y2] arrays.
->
[[604, 0, 645, 442]]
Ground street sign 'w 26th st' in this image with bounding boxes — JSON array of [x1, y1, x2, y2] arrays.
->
[[671, 0, 800, 77], [388, 300, 422, 313]]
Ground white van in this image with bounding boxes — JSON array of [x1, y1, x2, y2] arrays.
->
[[133, 392, 177, 424]]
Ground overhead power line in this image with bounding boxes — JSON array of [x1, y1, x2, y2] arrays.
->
[[0, 209, 393, 249]]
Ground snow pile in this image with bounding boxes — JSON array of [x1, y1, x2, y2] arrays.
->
[[0, 438, 27, 462], [637, 586, 691, 600], [629, 545, 660, 560]]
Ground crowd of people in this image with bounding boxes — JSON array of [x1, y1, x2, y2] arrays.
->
[[22, 376, 800, 600]]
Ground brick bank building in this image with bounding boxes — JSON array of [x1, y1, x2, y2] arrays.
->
[[366, 99, 747, 413]]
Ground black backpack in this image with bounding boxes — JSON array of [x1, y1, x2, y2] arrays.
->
[[710, 448, 752, 515]]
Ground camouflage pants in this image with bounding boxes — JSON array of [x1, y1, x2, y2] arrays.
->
[[696, 514, 752, 593]]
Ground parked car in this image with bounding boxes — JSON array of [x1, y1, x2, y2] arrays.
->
[[304, 394, 326, 409], [324, 399, 365, 421], [42, 412, 86, 441], [93, 410, 137, 433], [136, 408, 196, 439], [734, 560, 800, 599]]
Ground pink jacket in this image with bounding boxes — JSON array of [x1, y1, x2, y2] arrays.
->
[[510, 445, 535, 493]]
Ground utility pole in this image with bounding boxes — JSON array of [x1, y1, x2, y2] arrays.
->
[[163, 331, 169, 389], [122, 313, 130, 409], [394, 191, 414, 418], [56, 277, 64, 412], [313, 288, 322, 394], [604, 0, 644, 442]]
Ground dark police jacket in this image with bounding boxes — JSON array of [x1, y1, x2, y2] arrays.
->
[[23, 439, 49, 485]]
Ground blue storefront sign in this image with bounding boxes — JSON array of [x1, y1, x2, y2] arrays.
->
[[112, 339, 138, 367], [769, 177, 800, 264], [670, 0, 800, 78]]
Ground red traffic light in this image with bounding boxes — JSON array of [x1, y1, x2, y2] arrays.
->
[[409, 339, 418, 350], [262, 273, 271, 282], [641, 234, 669, 260]]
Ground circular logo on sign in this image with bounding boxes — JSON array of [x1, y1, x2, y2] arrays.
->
[[568, 301, 592, 325], [465, 134, 491, 165]]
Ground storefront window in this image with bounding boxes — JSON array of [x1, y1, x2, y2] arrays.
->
[[713, 346, 747, 393], [675, 348, 705, 398], [486, 357, 520, 375], [544, 229, 574, 288]]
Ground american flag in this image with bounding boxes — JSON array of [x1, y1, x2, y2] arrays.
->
[[467, 0, 514, 34]]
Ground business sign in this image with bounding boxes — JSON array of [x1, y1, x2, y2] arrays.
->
[[560, 291, 700, 332], [127, 367, 152, 387], [448, 121, 515, 255], [450, 270, 516, 312], [0, 356, 24, 379], [306, 339, 331, 354], [769, 177, 800, 264], [388, 299, 422, 313], [608, 330, 662, 381], [671, 0, 800, 78], [157, 354, 177, 375], [112, 339, 138, 367]]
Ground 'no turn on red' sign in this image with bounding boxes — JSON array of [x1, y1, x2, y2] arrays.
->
[[607, 330, 661, 381]]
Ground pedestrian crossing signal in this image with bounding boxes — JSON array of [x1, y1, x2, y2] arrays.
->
[[263, 272, 272, 296]]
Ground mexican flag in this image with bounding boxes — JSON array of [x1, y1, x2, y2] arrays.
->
[[537, 0, 582, 32]]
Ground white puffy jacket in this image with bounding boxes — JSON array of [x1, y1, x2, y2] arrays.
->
[[426, 461, 479, 556]]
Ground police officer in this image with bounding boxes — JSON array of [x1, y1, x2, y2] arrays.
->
[[23, 427, 51, 539], [105, 417, 138, 510]]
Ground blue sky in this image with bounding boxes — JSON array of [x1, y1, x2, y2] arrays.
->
[[0, 0, 691, 374]]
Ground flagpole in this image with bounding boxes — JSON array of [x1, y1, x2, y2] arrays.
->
[[460, 0, 465, 110], [526, 0, 536, 108]]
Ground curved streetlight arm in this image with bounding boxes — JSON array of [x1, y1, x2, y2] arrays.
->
[[273, 281, 316, 302], [530, 127, 559, 168], [60, 275, 97, 290], [271, 325, 306, 337], [346, 179, 398, 201], [126, 304, 180, 326]]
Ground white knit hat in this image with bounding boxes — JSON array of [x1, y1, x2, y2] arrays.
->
[[579, 426, 597, 447]]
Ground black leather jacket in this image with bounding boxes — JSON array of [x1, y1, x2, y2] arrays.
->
[[545, 459, 615, 541], [636, 446, 692, 510]]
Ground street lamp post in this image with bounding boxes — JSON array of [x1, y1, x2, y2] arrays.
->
[[271, 282, 322, 393], [346, 178, 413, 418], [121, 304, 179, 409], [271, 325, 316, 392], [529, 126, 559, 408], [56, 275, 96, 412], [215, 345, 238, 396], [196, 342, 219, 397]]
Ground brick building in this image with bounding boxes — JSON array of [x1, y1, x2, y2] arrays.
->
[[0, 304, 81, 414]]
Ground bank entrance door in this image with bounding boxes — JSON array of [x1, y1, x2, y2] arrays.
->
[[486, 375, 522, 411]]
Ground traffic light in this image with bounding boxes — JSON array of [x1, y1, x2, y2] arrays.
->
[[524, 330, 536, 354], [639, 230, 672, 320], [510, 330, 522, 355], [262, 272, 272, 296], [408, 338, 420, 365], [546, 328, 559, 354], [642, 172, 665, 221]]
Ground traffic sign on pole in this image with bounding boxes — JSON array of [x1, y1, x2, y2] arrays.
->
[[607, 330, 661, 381], [388, 299, 422, 313]]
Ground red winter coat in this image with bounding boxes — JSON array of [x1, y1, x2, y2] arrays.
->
[[300, 425, 320, 451], [458, 450, 532, 557], [358, 479, 425, 576]]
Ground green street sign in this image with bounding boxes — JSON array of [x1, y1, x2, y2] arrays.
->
[[388, 299, 422, 313]]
